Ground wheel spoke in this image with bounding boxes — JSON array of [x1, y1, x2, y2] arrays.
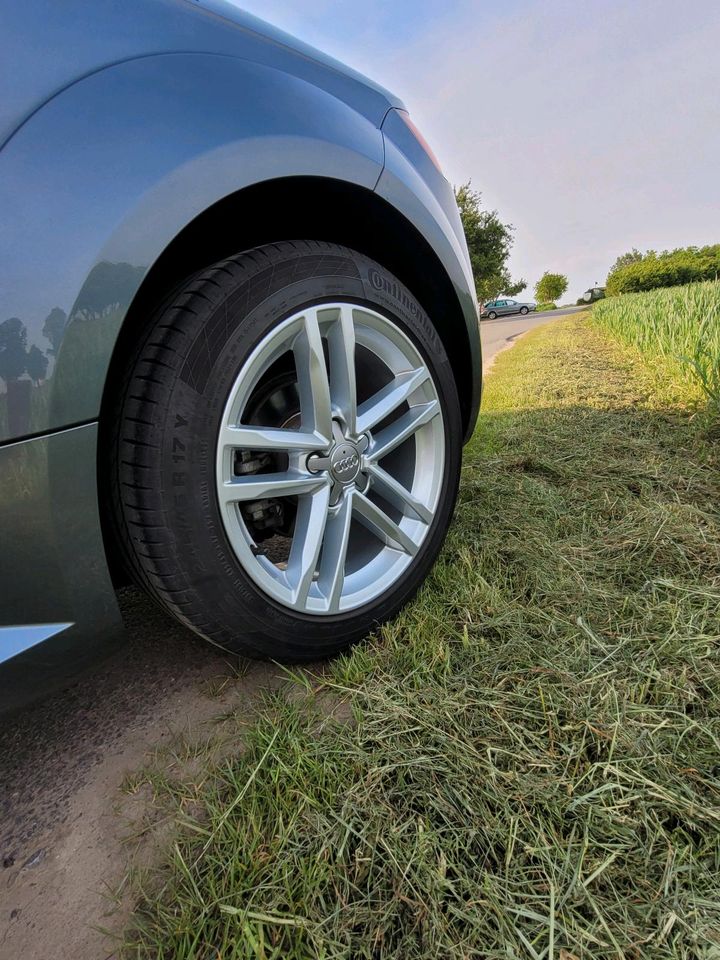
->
[[366, 400, 440, 462], [287, 485, 331, 605], [293, 309, 333, 443], [352, 491, 418, 556], [366, 463, 433, 524], [316, 492, 354, 612], [216, 299, 445, 615], [219, 471, 327, 505], [356, 367, 429, 435], [220, 425, 325, 452], [326, 305, 357, 435]]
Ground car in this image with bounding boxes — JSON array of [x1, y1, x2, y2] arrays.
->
[[480, 299, 537, 319], [0, 0, 481, 709], [577, 287, 606, 305]]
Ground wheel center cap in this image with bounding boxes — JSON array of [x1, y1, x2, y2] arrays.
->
[[329, 443, 360, 483]]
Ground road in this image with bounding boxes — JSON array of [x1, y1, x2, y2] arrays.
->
[[481, 305, 584, 370], [0, 301, 577, 958]]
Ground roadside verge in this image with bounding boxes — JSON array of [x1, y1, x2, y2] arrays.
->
[[125, 315, 720, 959]]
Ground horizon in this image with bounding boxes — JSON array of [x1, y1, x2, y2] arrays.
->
[[232, 0, 720, 300]]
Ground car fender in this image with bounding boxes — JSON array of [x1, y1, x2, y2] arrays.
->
[[0, 52, 385, 444], [376, 109, 481, 438]]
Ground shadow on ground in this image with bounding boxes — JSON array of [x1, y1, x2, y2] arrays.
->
[[0, 589, 247, 859]]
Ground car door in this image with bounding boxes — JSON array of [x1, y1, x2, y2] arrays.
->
[[497, 300, 511, 316], [502, 300, 518, 315]]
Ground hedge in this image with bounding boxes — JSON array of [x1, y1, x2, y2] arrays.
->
[[606, 244, 720, 296]]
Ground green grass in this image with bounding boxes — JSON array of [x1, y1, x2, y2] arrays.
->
[[123, 317, 720, 959], [592, 280, 720, 415]]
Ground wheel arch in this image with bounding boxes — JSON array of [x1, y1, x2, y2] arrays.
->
[[98, 177, 475, 583], [99, 176, 475, 447]]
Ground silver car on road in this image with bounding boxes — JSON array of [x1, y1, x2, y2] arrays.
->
[[480, 299, 536, 319]]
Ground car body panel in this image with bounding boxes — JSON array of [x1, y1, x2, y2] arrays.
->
[[0, 424, 124, 710], [0, 51, 386, 445], [0, 0, 480, 706], [377, 110, 481, 435], [0, 0, 400, 148]]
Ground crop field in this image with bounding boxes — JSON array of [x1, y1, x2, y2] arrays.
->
[[592, 280, 720, 414]]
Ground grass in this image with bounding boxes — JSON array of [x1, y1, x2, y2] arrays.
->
[[123, 316, 720, 959], [592, 280, 720, 416]]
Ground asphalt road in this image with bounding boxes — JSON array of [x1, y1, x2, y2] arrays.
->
[[481, 305, 584, 370]]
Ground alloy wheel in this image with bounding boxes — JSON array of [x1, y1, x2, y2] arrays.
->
[[215, 303, 445, 614]]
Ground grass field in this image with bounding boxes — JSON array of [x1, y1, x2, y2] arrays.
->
[[123, 316, 720, 959], [592, 280, 720, 416]]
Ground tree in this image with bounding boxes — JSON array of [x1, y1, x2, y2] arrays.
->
[[455, 183, 526, 302], [608, 248, 643, 277], [75, 261, 144, 314], [25, 345, 49, 384], [0, 317, 28, 385], [534, 272, 568, 304], [42, 307, 67, 356]]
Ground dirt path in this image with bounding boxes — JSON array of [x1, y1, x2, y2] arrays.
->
[[0, 589, 280, 960]]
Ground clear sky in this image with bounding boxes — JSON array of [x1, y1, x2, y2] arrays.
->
[[233, 0, 720, 300]]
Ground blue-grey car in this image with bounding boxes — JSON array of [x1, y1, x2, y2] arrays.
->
[[480, 299, 536, 319], [0, 0, 481, 709]]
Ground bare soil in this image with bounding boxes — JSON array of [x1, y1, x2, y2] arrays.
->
[[0, 588, 279, 960]]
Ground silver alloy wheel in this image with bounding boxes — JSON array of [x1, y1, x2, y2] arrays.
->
[[215, 303, 445, 614]]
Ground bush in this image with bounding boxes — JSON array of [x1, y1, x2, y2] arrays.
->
[[536, 302, 557, 311], [606, 244, 720, 295]]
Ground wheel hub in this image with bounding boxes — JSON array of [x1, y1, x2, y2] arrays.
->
[[330, 443, 360, 483], [306, 423, 369, 504]]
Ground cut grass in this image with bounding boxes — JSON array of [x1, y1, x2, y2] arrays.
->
[[124, 316, 720, 959]]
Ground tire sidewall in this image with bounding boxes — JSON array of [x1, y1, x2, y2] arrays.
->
[[138, 245, 463, 654]]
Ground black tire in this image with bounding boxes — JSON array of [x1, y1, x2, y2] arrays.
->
[[487, 311, 497, 319], [520, 306, 529, 315], [110, 241, 462, 661]]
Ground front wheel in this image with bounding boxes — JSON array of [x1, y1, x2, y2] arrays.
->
[[520, 306, 529, 315], [111, 241, 462, 661]]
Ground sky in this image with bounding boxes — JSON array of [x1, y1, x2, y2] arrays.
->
[[232, 0, 720, 300]]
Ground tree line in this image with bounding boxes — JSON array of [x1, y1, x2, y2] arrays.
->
[[455, 183, 568, 307]]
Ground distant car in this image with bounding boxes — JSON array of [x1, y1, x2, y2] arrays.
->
[[0, 0, 482, 709], [577, 287, 605, 305], [480, 299, 537, 319]]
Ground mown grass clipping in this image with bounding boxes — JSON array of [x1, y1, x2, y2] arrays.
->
[[125, 316, 720, 959]]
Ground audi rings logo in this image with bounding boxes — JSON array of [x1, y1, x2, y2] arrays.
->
[[334, 453, 359, 476]]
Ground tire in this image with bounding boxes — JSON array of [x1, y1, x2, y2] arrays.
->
[[110, 241, 462, 661], [520, 306, 529, 315], [487, 311, 497, 319]]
